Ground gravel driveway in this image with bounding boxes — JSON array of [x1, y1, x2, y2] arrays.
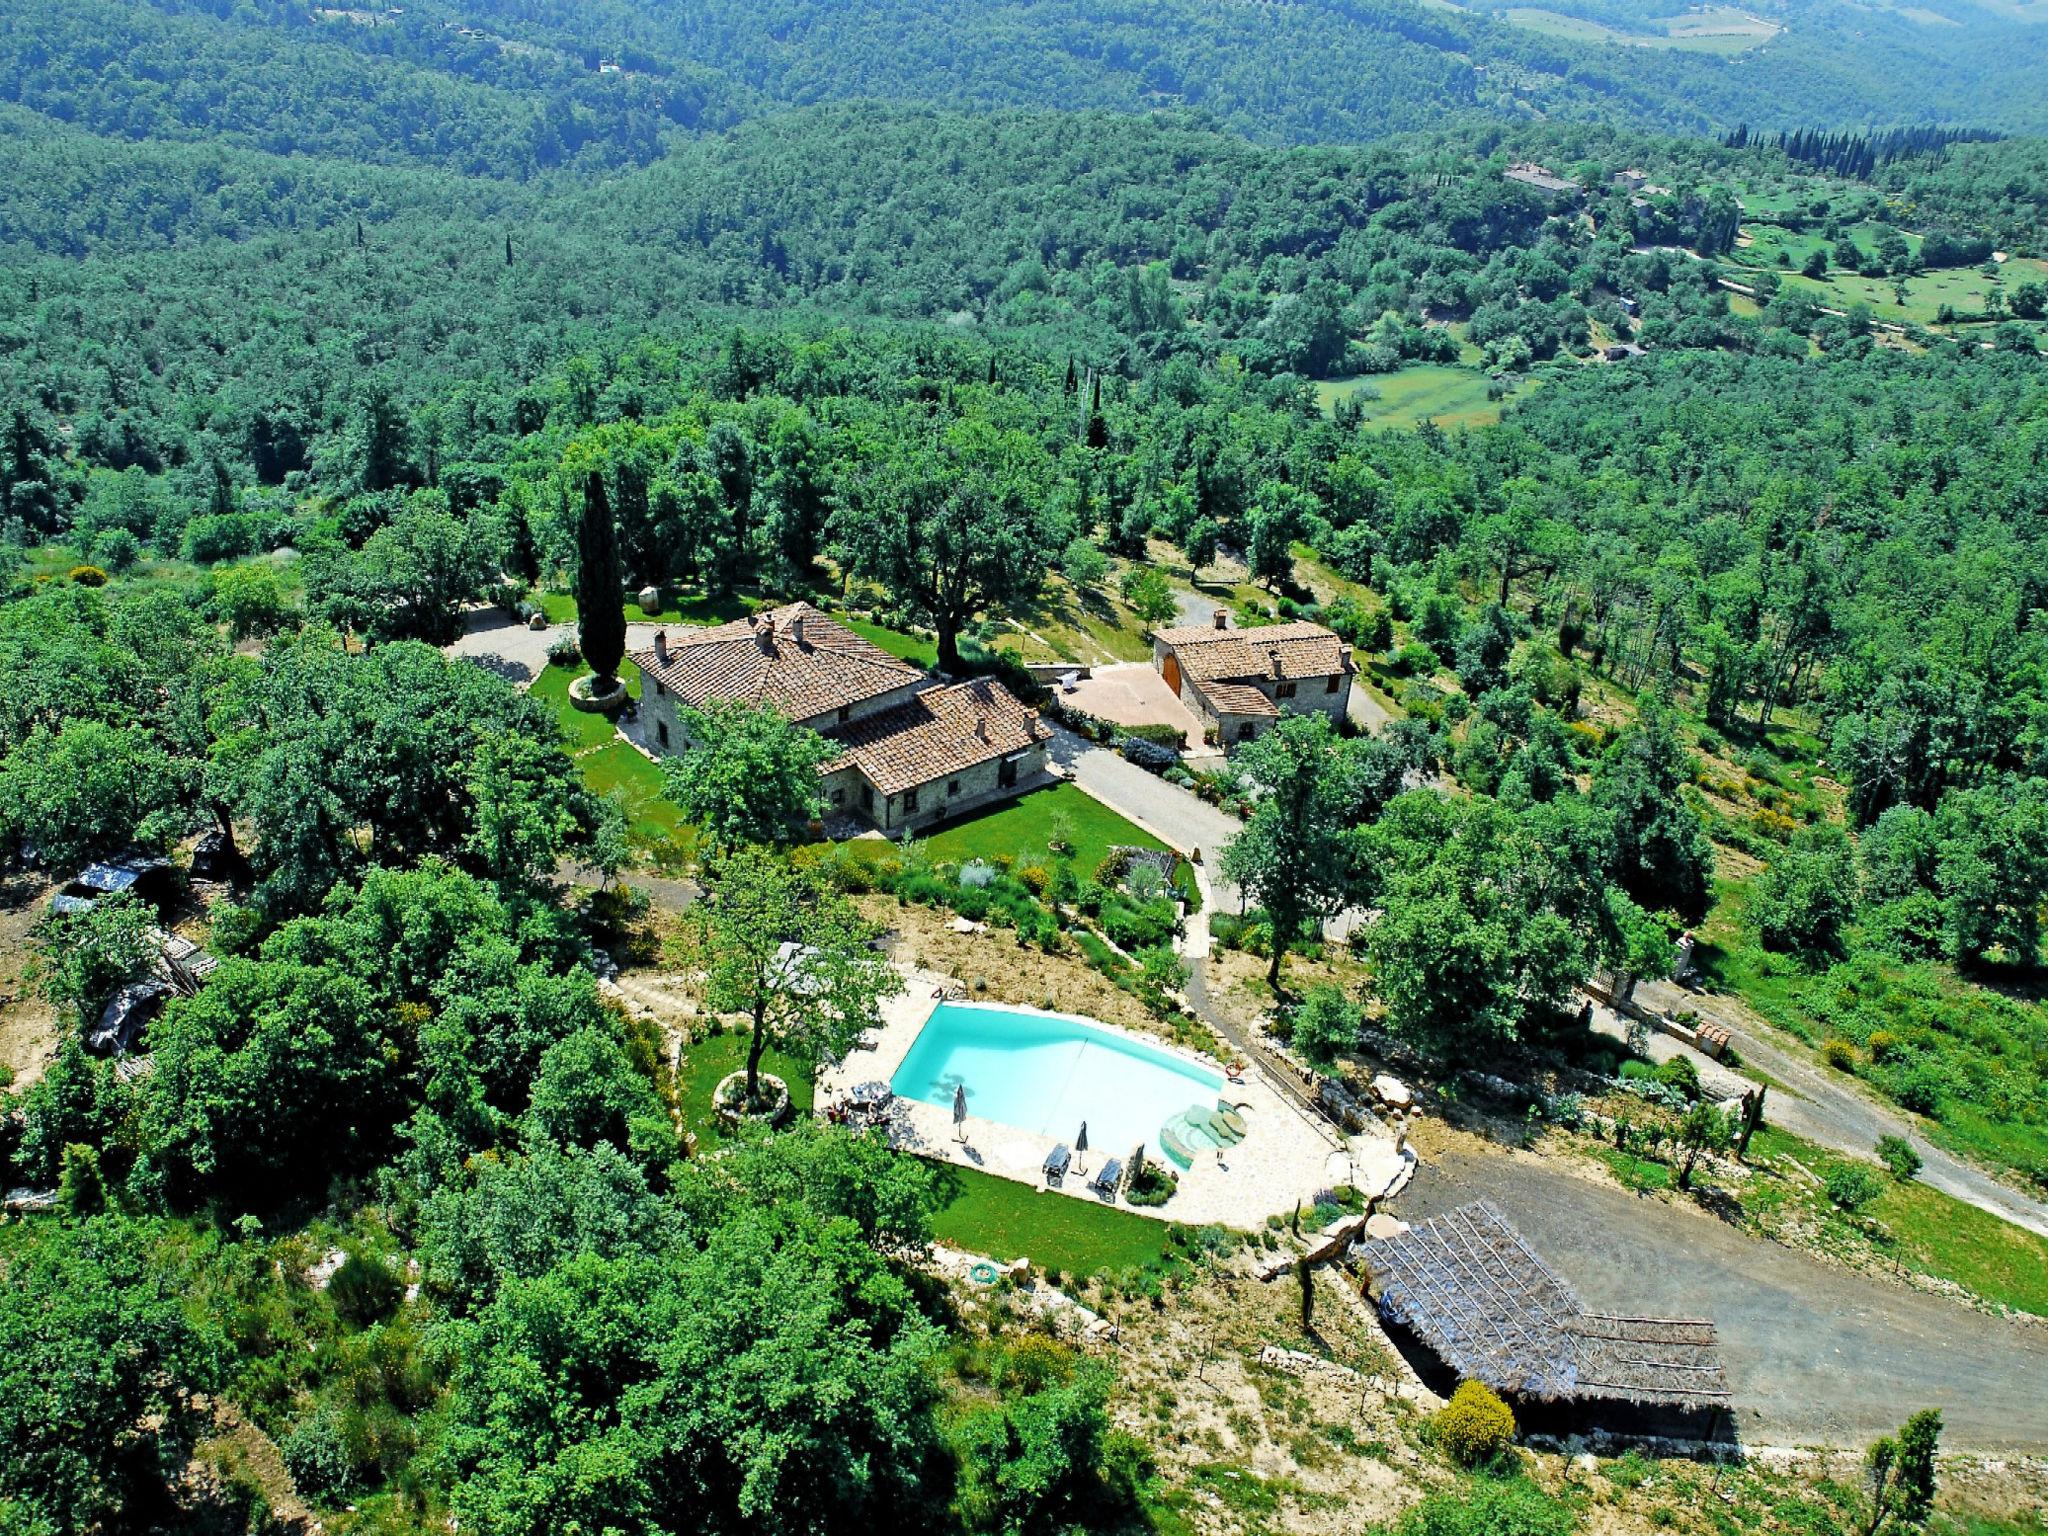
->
[[1391, 1146, 2048, 1453]]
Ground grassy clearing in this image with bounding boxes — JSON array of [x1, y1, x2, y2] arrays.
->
[[913, 782, 1172, 875], [1316, 365, 1535, 431], [673, 1027, 815, 1144], [1729, 227, 2048, 329], [1742, 1128, 2048, 1317], [1697, 897, 2048, 1192], [929, 1162, 1170, 1273], [996, 570, 1158, 666], [1499, 4, 1777, 49], [537, 588, 758, 628]]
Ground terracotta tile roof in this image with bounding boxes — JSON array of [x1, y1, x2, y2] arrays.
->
[[629, 602, 925, 721], [821, 678, 1049, 796], [1193, 680, 1279, 718], [1151, 620, 1351, 684]]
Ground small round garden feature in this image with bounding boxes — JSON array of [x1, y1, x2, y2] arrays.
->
[[714, 1069, 793, 1130], [568, 671, 631, 716]]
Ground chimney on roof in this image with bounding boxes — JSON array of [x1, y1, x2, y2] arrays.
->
[[652, 630, 668, 665], [1213, 608, 1229, 631], [756, 616, 777, 655], [790, 611, 807, 649], [1269, 647, 1285, 678], [975, 715, 989, 742]]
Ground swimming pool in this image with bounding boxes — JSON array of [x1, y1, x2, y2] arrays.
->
[[891, 1001, 1224, 1154]]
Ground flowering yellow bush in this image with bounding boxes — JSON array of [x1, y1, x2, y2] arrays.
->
[[1434, 1380, 1516, 1466], [67, 564, 109, 587]]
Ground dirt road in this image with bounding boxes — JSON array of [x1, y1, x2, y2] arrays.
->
[[1390, 1145, 2048, 1453], [1632, 978, 2048, 1240]]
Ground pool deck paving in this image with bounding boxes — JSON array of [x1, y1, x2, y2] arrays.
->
[[822, 966, 1412, 1229]]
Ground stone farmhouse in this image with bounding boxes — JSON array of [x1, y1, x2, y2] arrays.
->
[[1150, 611, 1354, 746], [630, 602, 1050, 835]]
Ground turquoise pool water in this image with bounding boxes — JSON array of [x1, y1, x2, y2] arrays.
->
[[891, 1001, 1224, 1154]]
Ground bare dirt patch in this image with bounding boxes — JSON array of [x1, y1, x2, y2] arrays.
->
[[0, 874, 59, 1088], [869, 897, 1203, 1047]]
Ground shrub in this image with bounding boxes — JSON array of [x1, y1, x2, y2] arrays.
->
[[89, 529, 142, 571], [546, 635, 582, 667], [281, 1408, 358, 1503], [1823, 1161, 1885, 1211], [327, 1247, 403, 1330], [1397, 1477, 1573, 1536], [1876, 1135, 1923, 1181], [1867, 1030, 1901, 1063], [1889, 1060, 1947, 1118], [1119, 736, 1180, 773], [1653, 1055, 1701, 1101], [1432, 1381, 1515, 1467], [1389, 642, 1438, 677], [1121, 722, 1188, 751], [67, 564, 109, 587], [1124, 1159, 1178, 1207], [1821, 1038, 1858, 1072]]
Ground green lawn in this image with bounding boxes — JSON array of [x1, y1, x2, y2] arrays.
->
[[915, 782, 1171, 874], [526, 656, 694, 854], [530, 655, 644, 750], [1316, 365, 1536, 431], [673, 1027, 816, 1145], [929, 1163, 1170, 1273], [1744, 1128, 2048, 1318], [840, 615, 938, 666], [538, 588, 758, 627]]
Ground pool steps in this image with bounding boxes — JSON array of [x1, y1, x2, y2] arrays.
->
[[1160, 1100, 1249, 1167]]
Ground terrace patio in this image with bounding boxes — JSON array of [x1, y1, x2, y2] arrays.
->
[[821, 966, 1413, 1229]]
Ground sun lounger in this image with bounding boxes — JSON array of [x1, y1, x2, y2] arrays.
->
[[1042, 1143, 1071, 1183], [1089, 1158, 1123, 1199]]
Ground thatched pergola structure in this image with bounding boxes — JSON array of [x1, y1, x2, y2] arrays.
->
[[1359, 1200, 1731, 1419]]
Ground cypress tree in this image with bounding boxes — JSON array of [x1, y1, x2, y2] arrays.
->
[[577, 470, 626, 691]]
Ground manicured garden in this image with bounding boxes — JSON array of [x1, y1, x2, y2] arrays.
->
[[915, 782, 1171, 875], [929, 1163, 1171, 1273], [674, 1027, 816, 1145], [669, 1025, 1170, 1272], [530, 654, 645, 750]]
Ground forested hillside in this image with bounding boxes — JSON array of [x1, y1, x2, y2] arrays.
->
[[5, 0, 2045, 179]]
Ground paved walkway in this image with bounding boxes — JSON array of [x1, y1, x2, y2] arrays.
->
[[1391, 1146, 2048, 1453], [1629, 978, 2048, 1239], [445, 605, 671, 689]]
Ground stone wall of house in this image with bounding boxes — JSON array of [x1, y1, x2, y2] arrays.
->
[[638, 681, 691, 758], [873, 740, 1048, 834]]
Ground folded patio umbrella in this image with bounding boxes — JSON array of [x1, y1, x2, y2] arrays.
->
[[953, 1082, 969, 1139], [1075, 1121, 1089, 1168]]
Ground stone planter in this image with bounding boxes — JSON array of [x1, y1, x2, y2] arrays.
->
[[569, 673, 631, 716], [713, 1070, 793, 1130]]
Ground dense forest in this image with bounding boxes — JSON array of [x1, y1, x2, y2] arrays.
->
[[4, 0, 2046, 179], [2, 1, 2046, 1532]]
